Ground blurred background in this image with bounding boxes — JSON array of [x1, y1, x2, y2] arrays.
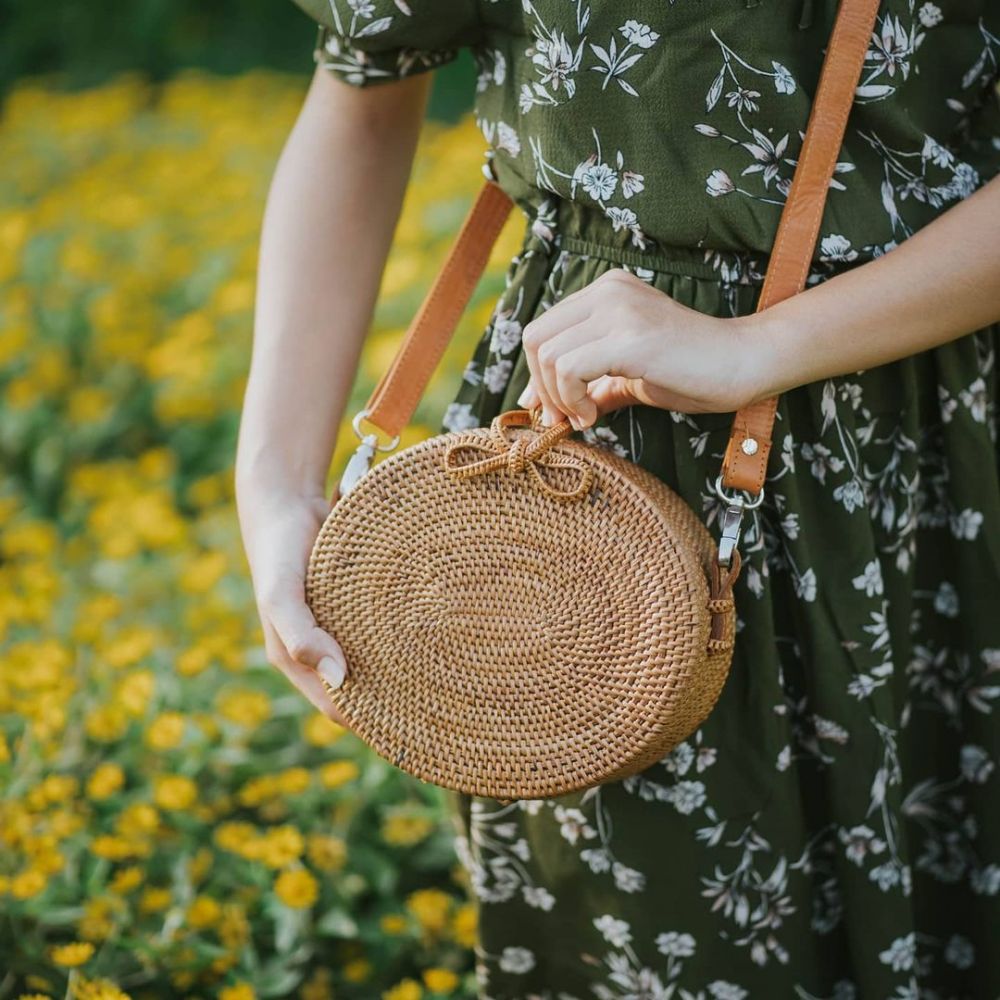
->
[[0, 3, 525, 998]]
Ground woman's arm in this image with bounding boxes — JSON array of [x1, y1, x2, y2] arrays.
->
[[744, 171, 1000, 403], [235, 67, 433, 721], [516, 173, 1000, 428]]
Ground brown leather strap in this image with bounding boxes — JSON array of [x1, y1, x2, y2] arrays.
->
[[719, 0, 881, 492], [362, 178, 514, 438], [359, 0, 881, 490]]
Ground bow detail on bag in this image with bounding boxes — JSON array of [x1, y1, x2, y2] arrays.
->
[[442, 407, 595, 502]]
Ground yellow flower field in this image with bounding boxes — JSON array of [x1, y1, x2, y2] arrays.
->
[[0, 69, 525, 999]]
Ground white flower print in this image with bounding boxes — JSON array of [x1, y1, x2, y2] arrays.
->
[[708, 981, 749, 1000], [706, 169, 735, 197], [589, 21, 661, 96], [944, 934, 975, 969], [579, 160, 618, 202], [555, 805, 597, 845], [820, 234, 859, 262], [879, 932, 917, 972], [593, 913, 632, 948], [498, 945, 536, 974], [918, 2, 943, 28], [960, 744, 994, 784], [948, 507, 983, 540], [611, 861, 645, 893], [852, 558, 884, 597], [483, 359, 513, 393], [839, 825, 888, 866], [580, 846, 612, 874], [522, 884, 556, 910], [442, 401, 479, 432], [655, 931, 696, 958]]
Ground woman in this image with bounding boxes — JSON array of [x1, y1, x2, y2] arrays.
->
[[235, 1, 1000, 996]]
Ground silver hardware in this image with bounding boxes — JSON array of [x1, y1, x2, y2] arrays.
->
[[338, 434, 378, 497], [338, 408, 402, 497], [713, 474, 765, 568], [351, 408, 401, 451], [740, 436, 759, 456]]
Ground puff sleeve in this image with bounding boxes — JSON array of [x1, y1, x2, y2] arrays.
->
[[289, 0, 483, 87]]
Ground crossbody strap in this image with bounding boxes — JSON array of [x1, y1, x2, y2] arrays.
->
[[344, 0, 881, 507]]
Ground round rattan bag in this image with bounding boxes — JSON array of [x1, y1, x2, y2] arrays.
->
[[304, 406, 741, 801]]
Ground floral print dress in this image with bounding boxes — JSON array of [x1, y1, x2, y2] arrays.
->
[[289, 0, 1000, 996]]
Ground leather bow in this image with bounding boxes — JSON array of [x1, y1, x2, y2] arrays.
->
[[442, 407, 595, 502]]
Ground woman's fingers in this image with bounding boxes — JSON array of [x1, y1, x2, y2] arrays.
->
[[261, 573, 348, 690], [520, 287, 598, 424], [263, 619, 351, 727]]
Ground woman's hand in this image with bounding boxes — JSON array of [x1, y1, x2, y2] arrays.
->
[[516, 268, 765, 429], [236, 484, 352, 728]]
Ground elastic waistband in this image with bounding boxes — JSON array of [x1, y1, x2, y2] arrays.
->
[[517, 189, 861, 285]]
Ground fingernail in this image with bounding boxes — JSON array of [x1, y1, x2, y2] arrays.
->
[[517, 385, 532, 406], [542, 407, 557, 426], [317, 655, 345, 690], [568, 414, 581, 430]]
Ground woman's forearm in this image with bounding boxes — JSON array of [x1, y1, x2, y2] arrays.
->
[[744, 173, 1000, 404], [236, 68, 432, 498]]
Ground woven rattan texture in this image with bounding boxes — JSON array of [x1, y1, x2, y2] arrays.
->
[[304, 423, 736, 800]]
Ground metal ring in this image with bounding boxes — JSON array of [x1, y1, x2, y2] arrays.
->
[[352, 408, 401, 452], [714, 474, 765, 510]]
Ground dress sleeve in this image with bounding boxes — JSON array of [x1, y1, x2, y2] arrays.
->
[[288, 0, 483, 87]]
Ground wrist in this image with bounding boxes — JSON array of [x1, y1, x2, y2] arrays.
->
[[730, 303, 795, 407]]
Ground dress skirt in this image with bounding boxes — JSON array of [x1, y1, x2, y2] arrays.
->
[[437, 194, 1000, 1000]]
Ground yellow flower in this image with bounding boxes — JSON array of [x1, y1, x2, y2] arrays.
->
[[186, 894, 221, 930], [276, 767, 310, 795], [219, 903, 250, 950], [179, 549, 227, 593], [383, 979, 423, 1000], [379, 913, 408, 935], [405, 888, 452, 934], [176, 645, 211, 677], [84, 704, 128, 743], [72, 977, 132, 1000], [214, 820, 257, 855], [218, 984, 255, 1000], [306, 833, 347, 873], [153, 774, 197, 810], [10, 868, 48, 899], [258, 825, 304, 869], [273, 868, 318, 909], [115, 802, 159, 838], [138, 887, 172, 913], [78, 896, 125, 942], [144, 712, 186, 750], [382, 813, 435, 847], [451, 902, 477, 948], [114, 670, 155, 716], [90, 835, 142, 861], [216, 688, 270, 727], [49, 941, 95, 967], [318, 759, 359, 789], [343, 959, 372, 983], [302, 714, 345, 747], [299, 967, 333, 1000], [14, 994, 51, 1000], [108, 867, 142, 894], [422, 968, 459, 994], [86, 762, 125, 800]]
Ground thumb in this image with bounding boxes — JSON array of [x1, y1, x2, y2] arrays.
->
[[267, 583, 348, 691], [587, 375, 641, 419]]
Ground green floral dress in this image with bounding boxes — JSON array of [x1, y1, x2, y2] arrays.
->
[[290, 0, 1000, 996]]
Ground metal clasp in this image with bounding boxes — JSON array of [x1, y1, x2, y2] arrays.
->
[[713, 474, 765, 569], [337, 408, 401, 497]]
